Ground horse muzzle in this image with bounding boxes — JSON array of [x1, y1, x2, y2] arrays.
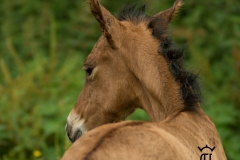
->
[[65, 122, 84, 143]]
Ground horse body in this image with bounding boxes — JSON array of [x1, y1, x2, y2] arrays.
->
[[62, 0, 227, 159], [62, 111, 225, 160]]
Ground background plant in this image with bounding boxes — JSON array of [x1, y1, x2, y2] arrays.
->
[[0, 0, 239, 159]]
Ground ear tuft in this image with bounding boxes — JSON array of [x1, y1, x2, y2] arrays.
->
[[169, 0, 183, 21], [148, 0, 183, 40], [88, 0, 119, 31], [88, 0, 106, 29], [88, 0, 119, 48], [153, 0, 183, 23]]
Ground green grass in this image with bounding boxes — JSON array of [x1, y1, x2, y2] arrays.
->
[[0, 50, 84, 159]]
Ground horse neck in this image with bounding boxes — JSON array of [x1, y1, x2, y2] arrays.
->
[[129, 46, 188, 122]]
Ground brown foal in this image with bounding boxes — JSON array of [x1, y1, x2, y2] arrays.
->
[[62, 0, 226, 159]]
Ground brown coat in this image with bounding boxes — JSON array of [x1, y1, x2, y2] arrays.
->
[[62, 0, 227, 159]]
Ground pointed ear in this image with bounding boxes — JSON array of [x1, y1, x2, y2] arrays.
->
[[154, 0, 183, 23], [148, 0, 183, 39], [148, 0, 183, 40], [88, 0, 119, 43]]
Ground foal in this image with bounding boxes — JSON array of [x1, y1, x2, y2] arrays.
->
[[62, 0, 226, 159]]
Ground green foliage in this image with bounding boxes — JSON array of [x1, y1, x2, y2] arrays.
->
[[171, 1, 240, 159], [0, 0, 239, 159]]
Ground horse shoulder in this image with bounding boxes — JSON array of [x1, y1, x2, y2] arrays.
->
[[62, 121, 195, 160]]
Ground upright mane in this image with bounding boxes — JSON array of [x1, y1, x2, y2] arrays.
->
[[62, 1, 227, 159], [117, 4, 149, 23], [117, 4, 201, 111]]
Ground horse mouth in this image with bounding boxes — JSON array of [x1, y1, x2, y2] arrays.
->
[[66, 114, 130, 143], [66, 122, 84, 143], [69, 129, 83, 143]]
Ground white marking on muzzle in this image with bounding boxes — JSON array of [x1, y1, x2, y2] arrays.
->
[[67, 111, 87, 135]]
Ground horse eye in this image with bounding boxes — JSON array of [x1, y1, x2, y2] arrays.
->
[[85, 68, 93, 76]]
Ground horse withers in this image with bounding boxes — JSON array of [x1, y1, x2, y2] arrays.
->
[[62, 0, 226, 159]]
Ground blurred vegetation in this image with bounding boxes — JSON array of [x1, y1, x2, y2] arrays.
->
[[0, 0, 239, 159]]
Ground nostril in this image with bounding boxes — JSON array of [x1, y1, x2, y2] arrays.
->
[[65, 121, 83, 143], [72, 129, 82, 143], [65, 122, 72, 137]]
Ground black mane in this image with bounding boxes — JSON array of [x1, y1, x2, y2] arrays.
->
[[117, 4, 201, 111], [117, 4, 149, 23]]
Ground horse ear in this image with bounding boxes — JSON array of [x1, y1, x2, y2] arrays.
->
[[88, 0, 119, 47], [149, 0, 183, 31]]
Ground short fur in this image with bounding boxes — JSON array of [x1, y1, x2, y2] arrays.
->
[[117, 4, 201, 111], [62, 0, 226, 159]]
